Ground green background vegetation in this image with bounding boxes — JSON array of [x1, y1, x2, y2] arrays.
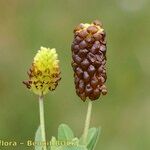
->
[[0, 0, 150, 149]]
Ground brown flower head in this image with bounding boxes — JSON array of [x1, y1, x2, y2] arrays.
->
[[71, 20, 107, 101]]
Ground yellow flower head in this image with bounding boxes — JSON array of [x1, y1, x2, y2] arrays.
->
[[23, 47, 61, 96]]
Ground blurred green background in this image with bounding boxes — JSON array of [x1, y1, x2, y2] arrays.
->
[[0, 0, 150, 149]]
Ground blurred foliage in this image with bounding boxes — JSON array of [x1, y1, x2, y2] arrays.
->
[[0, 0, 150, 150]]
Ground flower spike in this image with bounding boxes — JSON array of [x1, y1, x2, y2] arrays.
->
[[71, 20, 107, 101], [23, 47, 61, 96]]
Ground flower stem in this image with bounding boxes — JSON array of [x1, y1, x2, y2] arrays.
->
[[39, 95, 47, 150], [83, 100, 93, 145]]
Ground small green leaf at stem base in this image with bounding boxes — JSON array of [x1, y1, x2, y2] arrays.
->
[[80, 127, 101, 150], [35, 126, 46, 150], [49, 124, 100, 150], [58, 124, 74, 141]]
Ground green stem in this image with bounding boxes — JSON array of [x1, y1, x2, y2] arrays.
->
[[83, 100, 93, 145], [39, 95, 47, 150]]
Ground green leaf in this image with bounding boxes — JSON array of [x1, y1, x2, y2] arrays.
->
[[49, 136, 59, 150], [35, 126, 45, 150], [86, 127, 101, 150], [58, 124, 74, 141], [79, 127, 101, 150]]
